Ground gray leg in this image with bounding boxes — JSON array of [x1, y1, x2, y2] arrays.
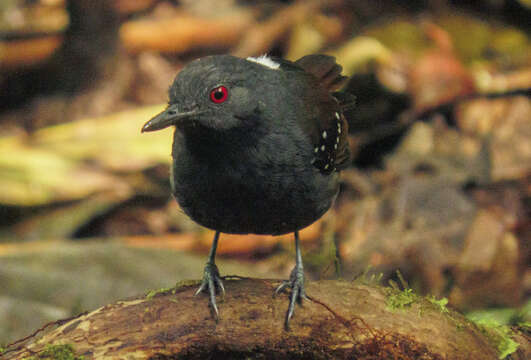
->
[[195, 231, 225, 318], [275, 231, 308, 330]]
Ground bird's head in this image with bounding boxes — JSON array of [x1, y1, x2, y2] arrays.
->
[[141, 55, 280, 135]]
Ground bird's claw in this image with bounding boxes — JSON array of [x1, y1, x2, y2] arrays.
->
[[195, 262, 225, 319], [275, 264, 307, 330]]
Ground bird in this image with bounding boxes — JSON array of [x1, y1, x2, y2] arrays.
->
[[141, 54, 351, 329]]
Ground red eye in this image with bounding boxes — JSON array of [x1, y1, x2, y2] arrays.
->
[[210, 86, 228, 103]]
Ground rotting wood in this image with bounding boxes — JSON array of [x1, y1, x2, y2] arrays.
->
[[2, 279, 526, 360]]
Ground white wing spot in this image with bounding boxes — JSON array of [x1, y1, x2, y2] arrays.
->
[[322, 131, 327, 139], [314, 147, 319, 153], [246, 55, 280, 70], [320, 145, 325, 151], [334, 143, 338, 149], [324, 164, 329, 170], [335, 112, 340, 120], [338, 128, 341, 134]]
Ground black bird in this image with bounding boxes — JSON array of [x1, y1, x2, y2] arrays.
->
[[142, 54, 351, 329]]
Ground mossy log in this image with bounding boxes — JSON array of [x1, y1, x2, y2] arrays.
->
[[2, 279, 528, 359]]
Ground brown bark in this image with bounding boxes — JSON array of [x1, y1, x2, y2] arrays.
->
[[2, 279, 526, 359]]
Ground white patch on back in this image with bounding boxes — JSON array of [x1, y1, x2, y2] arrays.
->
[[246, 55, 280, 70]]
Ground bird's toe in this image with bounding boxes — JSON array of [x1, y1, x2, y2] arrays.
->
[[195, 262, 224, 319], [275, 265, 307, 330]]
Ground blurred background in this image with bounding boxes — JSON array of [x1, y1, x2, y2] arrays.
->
[[0, 0, 529, 345]]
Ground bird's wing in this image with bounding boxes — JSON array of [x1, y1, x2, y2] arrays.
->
[[293, 55, 352, 173], [308, 99, 351, 174]]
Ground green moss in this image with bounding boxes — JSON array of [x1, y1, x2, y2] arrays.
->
[[386, 287, 417, 310], [427, 295, 449, 314], [25, 344, 83, 360], [145, 286, 175, 299], [145, 280, 200, 300], [474, 319, 519, 359], [174, 279, 201, 289], [385, 271, 419, 311], [383, 274, 452, 318], [467, 299, 531, 327]]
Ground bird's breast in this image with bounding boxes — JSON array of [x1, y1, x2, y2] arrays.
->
[[170, 132, 339, 235]]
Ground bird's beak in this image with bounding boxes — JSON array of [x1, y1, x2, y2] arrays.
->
[[141, 105, 198, 133]]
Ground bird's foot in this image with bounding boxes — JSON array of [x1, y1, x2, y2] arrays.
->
[[195, 262, 225, 319], [275, 264, 308, 330]]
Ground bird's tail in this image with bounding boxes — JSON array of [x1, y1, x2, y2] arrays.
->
[[295, 54, 348, 91]]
